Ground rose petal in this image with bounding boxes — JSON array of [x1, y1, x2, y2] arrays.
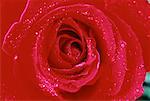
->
[[1, 0, 148, 100], [105, 0, 150, 71]]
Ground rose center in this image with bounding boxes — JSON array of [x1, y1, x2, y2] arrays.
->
[[59, 35, 82, 61], [71, 42, 81, 58]]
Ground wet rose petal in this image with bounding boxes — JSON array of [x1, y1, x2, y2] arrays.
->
[[1, 0, 149, 100]]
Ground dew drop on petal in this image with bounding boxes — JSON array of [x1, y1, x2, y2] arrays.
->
[[113, 83, 117, 86], [138, 10, 142, 14], [83, 11, 88, 15], [55, 84, 58, 87], [14, 55, 18, 60], [39, 11, 42, 14], [62, 8, 65, 11], [42, 85, 46, 88], [107, 53, 110, 57], [52, 16, 55, 19], [48, 68, 51, 71], [136, 89, 139, 92], [39, 7, 42, 10], [121, 43, 125, 48], [125, 67, 128, 71], [132, 0, 136, 4], [35, 32, 39, 35], [76, 11, 79, 14], [91, 53, 95, 57]]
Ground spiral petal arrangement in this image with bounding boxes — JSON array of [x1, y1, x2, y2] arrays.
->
[[1, 0, 150, 100]]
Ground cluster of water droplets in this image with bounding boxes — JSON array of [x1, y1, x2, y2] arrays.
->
[[22, 1, 60, 32], [127, 0, 150, 22], [36, 73, 59, 96]]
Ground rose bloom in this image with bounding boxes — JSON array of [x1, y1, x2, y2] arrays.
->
[[1, 0, 150, 100]]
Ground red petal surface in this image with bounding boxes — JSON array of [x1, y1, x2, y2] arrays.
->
[[1, 0, 149, 100], [105, 0, 150, 71]]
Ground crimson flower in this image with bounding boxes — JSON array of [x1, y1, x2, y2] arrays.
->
[[1, 0, 150, 100]]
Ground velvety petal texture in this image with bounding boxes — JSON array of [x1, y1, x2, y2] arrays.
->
[[1, 0, 149, 100]]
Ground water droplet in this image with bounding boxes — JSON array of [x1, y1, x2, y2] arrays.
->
[[121, 43, 125, 48], [35, 32, 39, 35], [62, 8, 65, 11], [55, 84, 58, 87], [14, 55, 18, 60], [39, 11, 42, 13], [47, 19, 50, 22], [114, 83, 117, 86], [91, 54, 95, 57], [138, 10, 142, 14], [132, 0, 136, 4], [43, 2, 47, 5], [76, 11, 79, 13], [40, 8, 42, 10], [43, 5, 47, 8], [107, 53, 110, 57], [67, 52, 71, 56], [136, 89, 139, 92], [48, 5, 52, 8], [48, 68, 51, 71], [42, 85, 46, 87], [125, 64, 128, 71], [128, 2, 131, 6]]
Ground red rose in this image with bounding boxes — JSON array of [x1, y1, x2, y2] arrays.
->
[[1, 0, 150, 100]]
